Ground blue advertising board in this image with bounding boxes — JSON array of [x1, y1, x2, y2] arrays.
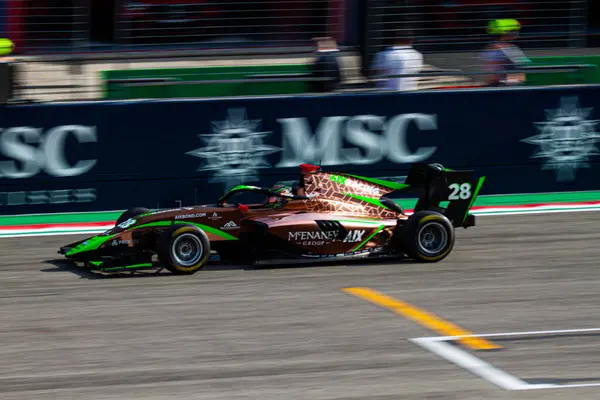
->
[[1, 85, 600, 215]]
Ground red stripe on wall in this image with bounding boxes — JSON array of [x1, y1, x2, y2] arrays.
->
[[329, 0, 345, 43], [6, 0, 24, 52]]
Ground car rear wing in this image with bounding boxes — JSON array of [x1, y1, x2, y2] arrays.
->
[[403, 163, 486, 228]]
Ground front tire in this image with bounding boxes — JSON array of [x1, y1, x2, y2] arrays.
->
[[157, 225, 210, 274], [397, 210, 455, 262]]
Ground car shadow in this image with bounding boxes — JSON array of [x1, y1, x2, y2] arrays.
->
[[41, 255, 410, 280], [40, 258, 259, 280], [40, 259, 173, 280], [250, 256, 410, 270]]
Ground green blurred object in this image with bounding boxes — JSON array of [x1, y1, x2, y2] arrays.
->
[[101, 64, 313, 100], [0, 38, 14, 56], [487, 19, 521, 35], [525, 56, 600, 86]]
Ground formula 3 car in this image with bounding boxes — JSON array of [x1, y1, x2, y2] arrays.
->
[[58, 163, 485, 274]]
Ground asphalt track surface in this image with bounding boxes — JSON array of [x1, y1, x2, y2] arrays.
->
[[2, 212, 600, 399]]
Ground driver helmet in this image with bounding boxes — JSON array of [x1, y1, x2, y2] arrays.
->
[[267, 184, 293, 207]]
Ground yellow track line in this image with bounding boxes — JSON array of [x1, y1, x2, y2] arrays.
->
[[342, 287, 501, 351]]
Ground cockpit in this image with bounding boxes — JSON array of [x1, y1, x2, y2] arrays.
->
[[216, 182, 309, 210]]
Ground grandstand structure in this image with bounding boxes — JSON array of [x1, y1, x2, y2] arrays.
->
[[0, 0, 597, 102]]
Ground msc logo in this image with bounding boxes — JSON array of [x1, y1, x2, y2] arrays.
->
[[186, 108, 281, 190], [343, 230, 366, 243], [0, 125, 98, 179], [523, 96, 600, 182]]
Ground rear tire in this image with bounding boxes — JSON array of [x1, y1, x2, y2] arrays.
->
[[157, 224, 210, 274], [116, 207, 151, 226], [396, 210, 455, 262]]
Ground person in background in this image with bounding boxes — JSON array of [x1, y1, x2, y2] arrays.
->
[[308, 36, 342, 93], [370, 28, 423, 91], [480, 19, 531, 86]]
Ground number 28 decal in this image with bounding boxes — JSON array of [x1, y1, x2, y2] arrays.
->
[[448, 183, 472, 200]]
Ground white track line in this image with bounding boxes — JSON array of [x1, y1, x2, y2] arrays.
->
[[473, 209, 600, 216], [547, 383, 600, 389], [0, 230, 111, 239], [417, 327, 600, 341], [0, 225, 114, 233], [410, 337, 548, 391], [411, 328, 600, 391]]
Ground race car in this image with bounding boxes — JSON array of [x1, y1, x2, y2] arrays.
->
[[58, 162, 485, 275]]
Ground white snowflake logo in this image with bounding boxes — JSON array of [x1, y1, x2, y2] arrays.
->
[[522, 96, 600, 182], [186, 108, 281, 189]]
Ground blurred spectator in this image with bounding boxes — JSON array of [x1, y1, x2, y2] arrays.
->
[[308, 37, 342, 93], [370, 28, 423, 91], [480, 19, 531, 86]]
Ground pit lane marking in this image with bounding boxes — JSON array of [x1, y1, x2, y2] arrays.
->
[[342, 287, 501, 351]]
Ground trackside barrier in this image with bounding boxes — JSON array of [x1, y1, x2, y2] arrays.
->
[[1, 84, 600, 215]]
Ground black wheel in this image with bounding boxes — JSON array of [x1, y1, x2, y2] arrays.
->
[[116, 207, 151, 226], [396, 210, 455, 262], [157, 224, 210, 275]]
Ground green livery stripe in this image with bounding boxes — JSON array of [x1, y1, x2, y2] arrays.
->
[[338, 219, 387, 225], [187, 223, 238, 240], [132, 221, 175, 230], [352, 225, 384, 252], [463, 176, 486, 222], [229, 185, 258, 192], [345, 174, 409, 190], [342, 192, 390, 210], [68, 220, 238, 256], [132, 221, 238, 240], [66, 234, 117, 256], [220, 185, 260, 198], [91, 261, 155, 271], [102, 263, 154, 272]]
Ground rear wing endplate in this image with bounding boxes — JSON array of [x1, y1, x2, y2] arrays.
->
[[404, 163, 486, 228]]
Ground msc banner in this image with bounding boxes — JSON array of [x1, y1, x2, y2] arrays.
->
[[1, 85, 600, 215]]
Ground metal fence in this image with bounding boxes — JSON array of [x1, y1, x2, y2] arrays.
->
[[8, 0, 90, 54], [7, 0, 344, 54], [362, 0, 590, 80], [368, 0, 588, 52], [1, 0, 596, 104], [115, 0, 344, 51]]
